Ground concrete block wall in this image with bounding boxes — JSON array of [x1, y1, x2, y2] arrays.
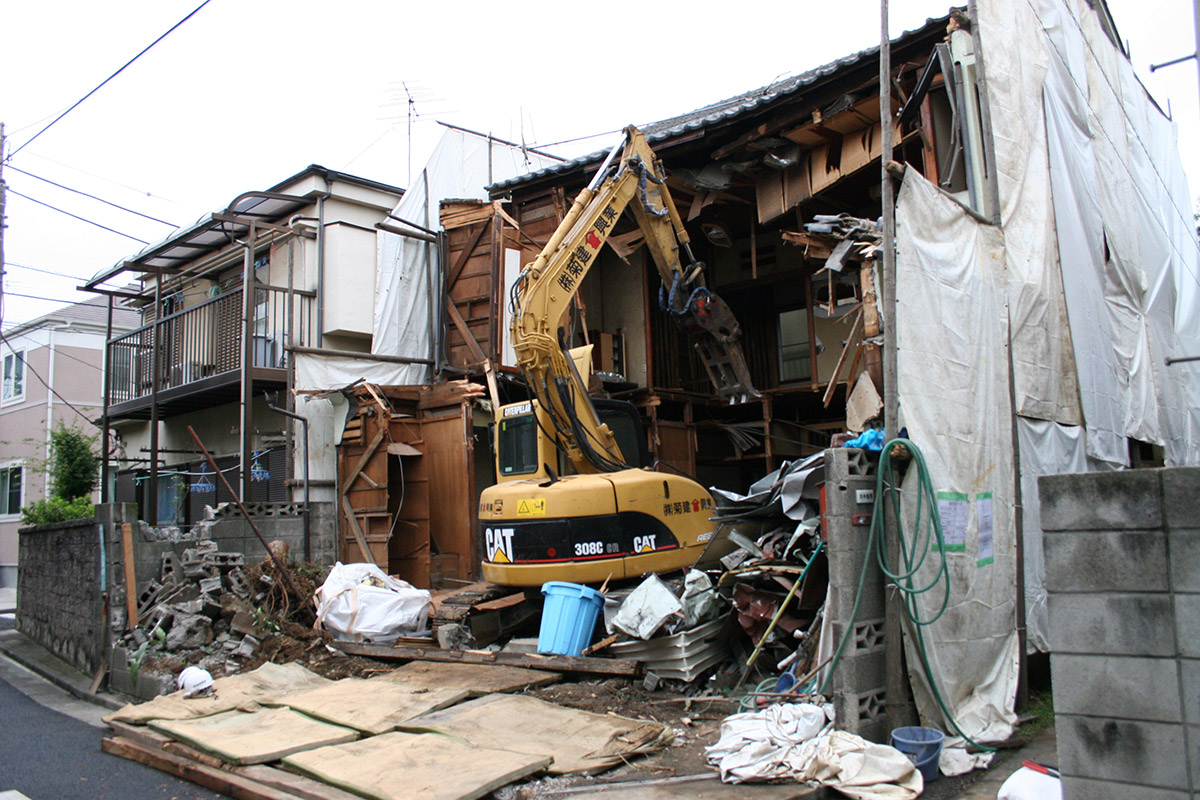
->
[[16, 514, 105, 675], [1040, 467, 1200, 800], [824, 448, 889, 743]]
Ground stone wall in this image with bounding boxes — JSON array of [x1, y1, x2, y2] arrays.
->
[[1040, 467, 1199, 800], [16, 514, 105, 675], [824, 448, 889, 743]]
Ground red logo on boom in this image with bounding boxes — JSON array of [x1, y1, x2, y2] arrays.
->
[[586, 231, 601, 249]]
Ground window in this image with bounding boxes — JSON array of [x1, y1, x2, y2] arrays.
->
[[2, 349, 25, 404], [778, 308, 812, 383], [498, 413, 539, 476], [0, 466, 22, 517]]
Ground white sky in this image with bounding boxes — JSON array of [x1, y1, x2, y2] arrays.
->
[[1, 0, 1196, 328]]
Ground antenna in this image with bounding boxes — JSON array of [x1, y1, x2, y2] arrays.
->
[[404, 82, 417, 185]]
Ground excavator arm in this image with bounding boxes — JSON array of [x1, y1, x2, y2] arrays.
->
[[510, 126, 758, 476]]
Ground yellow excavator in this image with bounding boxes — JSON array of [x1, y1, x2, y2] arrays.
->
[[479, 126, 757, 587]]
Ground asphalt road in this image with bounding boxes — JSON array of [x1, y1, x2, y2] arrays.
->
[[0, 663, 223, 800]]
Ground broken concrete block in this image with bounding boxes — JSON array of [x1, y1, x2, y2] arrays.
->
[[196, 540, 219, 554], [436, 623, 478, 651], [170, 598, 205, 616], [202, 552, 245, 570], [161, 552, 182, 585], [227, 567, 250, 598], [165, 613, 214, 651], [198, 575, 222, 595], [235, 635, 260, 658], [231, 610, 267, 638]]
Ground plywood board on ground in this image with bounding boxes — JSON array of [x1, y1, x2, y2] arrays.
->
[[399, 693, 671, 775], [262, 678, 468, 735], [282, 732, 551, 800], [149, 707, 359, 765], [105, 662, 333, 725], [371, 661, 561, 695]]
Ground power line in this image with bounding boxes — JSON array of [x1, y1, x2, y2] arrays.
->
[[7, 0, 215, 160], [7, 189, 149, 244], [7, 165, 178, 227], [6, 261, 89, 281], [5, 290, 93, 305]]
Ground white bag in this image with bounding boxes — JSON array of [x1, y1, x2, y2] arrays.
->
[[313, 562, 431, 643]]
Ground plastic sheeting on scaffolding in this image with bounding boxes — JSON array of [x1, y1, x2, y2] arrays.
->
[[895, 171, 1020, 744], [372, 128, 561, 385]]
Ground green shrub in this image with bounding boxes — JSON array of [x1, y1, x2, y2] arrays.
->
[[21, 495, 94, 525], [48, 426, 98, 500]]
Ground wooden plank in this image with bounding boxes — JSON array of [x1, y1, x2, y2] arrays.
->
[[238, 765, 366, 800], [823, 310, 864, 408], [121, 523, 137, 626], [445, 299, 487, 363], [371, 661, 560, 696], [334, 641, 640, 677], [101, 737, 298, 800], [342, 495, 380, 567], [149, 708, 359, 766], [340, 425, 387, 495]]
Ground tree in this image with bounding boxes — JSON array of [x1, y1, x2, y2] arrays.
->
[[21, 424, 99, 524]]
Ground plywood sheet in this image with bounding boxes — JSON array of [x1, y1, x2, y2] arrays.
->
[[399, 693, 671, 775], [105, 662, 333, 725], [149, 708, 359, 765], [371, 661, 561, 696], [282, 732, 551, 800], [264, 678, 468, 734]]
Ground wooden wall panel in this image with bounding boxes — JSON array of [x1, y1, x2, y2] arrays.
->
[[419, 409, 477, 585]]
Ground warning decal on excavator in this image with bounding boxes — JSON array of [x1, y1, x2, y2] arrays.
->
[[516, 498, 546, 517]]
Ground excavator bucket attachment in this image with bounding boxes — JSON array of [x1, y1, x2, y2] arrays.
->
[[675, 290, 761, 405]]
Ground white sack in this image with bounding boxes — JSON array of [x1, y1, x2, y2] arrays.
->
[[611, 574, 682, 639], [314, 562, 431, 643]]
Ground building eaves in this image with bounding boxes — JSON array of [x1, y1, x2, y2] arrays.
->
[[489, 14, 949, 194]]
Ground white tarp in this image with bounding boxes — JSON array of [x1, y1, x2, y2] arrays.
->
[[372, 129, 560, 384], [895, 171, 1019, 742], [294, 352, 411, 390]]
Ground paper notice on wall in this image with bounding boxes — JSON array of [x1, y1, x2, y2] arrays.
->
[[937, 491, 968, 552], [977, 492, 994, 566]]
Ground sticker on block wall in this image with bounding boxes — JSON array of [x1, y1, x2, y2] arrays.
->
[[936, 491, 968, 552]]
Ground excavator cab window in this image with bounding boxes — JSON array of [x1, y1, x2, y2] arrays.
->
[[498, 413, 539, 476], [593, 399, 651, 469]]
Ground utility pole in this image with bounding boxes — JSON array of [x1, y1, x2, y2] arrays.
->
[[1, 123, 7, 328]]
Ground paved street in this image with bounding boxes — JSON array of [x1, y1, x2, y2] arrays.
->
[[0, 656, 221, 800]]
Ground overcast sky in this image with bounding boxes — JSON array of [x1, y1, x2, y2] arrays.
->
[[1, 0, 1196, 328]]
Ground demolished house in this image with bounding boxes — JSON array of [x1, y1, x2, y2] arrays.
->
[[330, 0, 1199, 754], [64, 0, 1200, 796]]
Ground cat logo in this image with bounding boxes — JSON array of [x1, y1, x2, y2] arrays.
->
[[633, 535, 657, 553], [485, 527, 515, 563]]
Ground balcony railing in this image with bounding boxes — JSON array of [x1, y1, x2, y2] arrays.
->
[[108, 285, 315, 404]]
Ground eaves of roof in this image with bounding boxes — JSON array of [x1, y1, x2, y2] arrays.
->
[[490, 14, 949, 193]]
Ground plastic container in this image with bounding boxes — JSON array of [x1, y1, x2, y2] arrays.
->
[[891, 726, 945, 784], [538, 581, 605, 656]]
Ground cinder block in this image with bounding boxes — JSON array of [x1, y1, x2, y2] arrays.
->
[[1051, 654, 1182, 722], [1174, 594, 1200, 659], [1062, 777, 1190, 800], [1039, 471, 1163, 532], [1043, 530, 1169, 593], [1161, 467, 1200, 531], [824, 448, 876, 483], [1180, 660, 1200, 726], [827, 578, 886, 622], [1048, 594, 1175, 656], [1167, 528, 1200, 593], [1056, 715, 1189, 789], [830, 651, 887, 694]]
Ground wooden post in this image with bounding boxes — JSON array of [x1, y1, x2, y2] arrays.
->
[[121, 523, 137, 627]]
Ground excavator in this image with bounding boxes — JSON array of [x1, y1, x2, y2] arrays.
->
[[479, 126, 757, 588]]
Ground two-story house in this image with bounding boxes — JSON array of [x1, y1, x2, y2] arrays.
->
[[84, 165, 404, 531], [0, 296, 139, 587]]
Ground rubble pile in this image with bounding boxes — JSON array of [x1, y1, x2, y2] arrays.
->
[[119, 540, 332, 684]]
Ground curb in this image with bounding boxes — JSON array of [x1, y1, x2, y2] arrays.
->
[[0, 630, 125, 711]]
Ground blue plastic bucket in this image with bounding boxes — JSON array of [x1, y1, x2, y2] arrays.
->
[[538, 581, 605, 656], [891, 726, 944, 783]]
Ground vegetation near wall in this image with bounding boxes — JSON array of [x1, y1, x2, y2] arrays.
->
[[21, 425, 98, 525]]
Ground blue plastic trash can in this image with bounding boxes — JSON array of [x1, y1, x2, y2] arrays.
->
[[538, 581, 605, 656]]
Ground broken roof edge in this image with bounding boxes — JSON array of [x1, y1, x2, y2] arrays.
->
[[83, 164, 406, 292], [487, 13, 952, 195]]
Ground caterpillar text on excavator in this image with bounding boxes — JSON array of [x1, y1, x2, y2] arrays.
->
[[479, 126, 758, 587]]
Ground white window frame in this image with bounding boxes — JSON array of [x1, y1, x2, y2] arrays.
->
[[2, 348, 26, 406], [0, 463, 23, 519]]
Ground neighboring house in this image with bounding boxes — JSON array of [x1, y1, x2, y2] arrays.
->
[[84, 165, 404, 530], [0, 297, 140, 587]]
